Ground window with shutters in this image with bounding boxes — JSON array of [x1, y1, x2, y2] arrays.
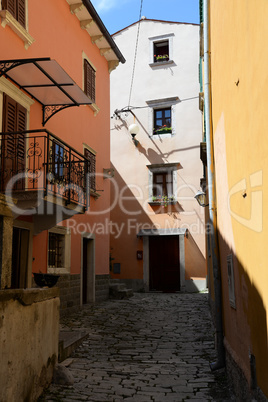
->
[[0, 0, 34, 49], [84, 147, 96, 192], [1, 0, 26, 27], [1, 93, 27, 189], [84, 59, 96, 103]]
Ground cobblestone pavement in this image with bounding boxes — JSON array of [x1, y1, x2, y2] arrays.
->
[[41, 292, 235, 402]]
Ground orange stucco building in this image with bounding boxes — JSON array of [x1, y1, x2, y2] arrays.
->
[[0, 0, 124, 399], [0, 0, 124, 310]]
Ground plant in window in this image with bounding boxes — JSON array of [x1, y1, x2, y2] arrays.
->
[[155, 54, 169, 62], [152, 194, 175, 207], [154, 125, 172, 134]]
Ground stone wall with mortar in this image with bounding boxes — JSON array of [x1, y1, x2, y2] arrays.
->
[[95, 274, 110, 302]]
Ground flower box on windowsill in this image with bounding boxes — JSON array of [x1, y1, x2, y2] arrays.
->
[[150, 59, 174, 68], [154, 127, 172, 135], [149, 196, 177, 207]]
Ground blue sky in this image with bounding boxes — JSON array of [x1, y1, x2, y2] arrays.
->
[[92, 0, 200, 35]]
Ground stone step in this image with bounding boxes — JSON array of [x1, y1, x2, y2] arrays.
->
[[58, 330, 88, 363], [109, 282, 134, 300]]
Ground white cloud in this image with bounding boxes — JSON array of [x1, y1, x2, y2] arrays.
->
[[94, 0, 129, 13]]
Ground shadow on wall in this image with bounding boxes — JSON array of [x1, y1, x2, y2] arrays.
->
[[110, 164, 207, 294], [209, 229, 268, 401], [110, 163, 154, 280]]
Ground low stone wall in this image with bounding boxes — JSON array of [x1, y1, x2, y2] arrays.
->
[[95, 274, 110, 302], [0, 288, 59, 402], [57, 274, 81, 317]]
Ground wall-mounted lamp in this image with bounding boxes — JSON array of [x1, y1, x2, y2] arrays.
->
[[128, 123, 139, 146], [194, 190, 209, 207], [129, 123, 139, 139]]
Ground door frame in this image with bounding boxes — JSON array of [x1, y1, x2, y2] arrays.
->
[[139, 228, 187, 292], [80, 232, 95, 305]]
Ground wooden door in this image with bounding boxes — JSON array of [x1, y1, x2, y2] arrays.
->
[[2, 94, 26, 190], [149, 235, 180, 292]]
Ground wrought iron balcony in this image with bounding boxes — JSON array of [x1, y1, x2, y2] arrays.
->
[[0, 129, 90, 210]]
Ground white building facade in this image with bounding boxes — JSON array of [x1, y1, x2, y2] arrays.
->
[[110, 18, 206, 292]]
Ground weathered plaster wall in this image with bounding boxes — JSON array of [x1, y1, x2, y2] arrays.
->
[[0, 288, 59, 402]]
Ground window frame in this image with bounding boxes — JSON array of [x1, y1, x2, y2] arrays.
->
[[82, 52, 100, 115], [149, 33, 174, 66], [47, 226, 71, 274], [146, 97, 179, 138], [153, 107, 172, 135], [153, 40, 169, 63], [147, 163, 179, 204]]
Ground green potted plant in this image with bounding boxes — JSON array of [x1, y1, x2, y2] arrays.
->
[[155, 54, 169, 62], [151, 195, 175, 207], [154, 125, 172, 135]]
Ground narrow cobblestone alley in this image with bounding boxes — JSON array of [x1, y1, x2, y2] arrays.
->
[[41, 293, 235, 402]]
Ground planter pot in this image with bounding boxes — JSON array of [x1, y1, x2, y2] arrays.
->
[[33, 273, 60, 288]]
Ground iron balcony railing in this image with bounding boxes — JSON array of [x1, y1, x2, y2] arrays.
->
[[0, 129, 90, 209]]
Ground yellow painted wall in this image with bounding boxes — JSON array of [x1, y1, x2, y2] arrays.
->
[[209, 0, 268, 395]]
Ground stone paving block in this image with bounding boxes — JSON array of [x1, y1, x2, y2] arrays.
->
[[41, 293, 235, 401]]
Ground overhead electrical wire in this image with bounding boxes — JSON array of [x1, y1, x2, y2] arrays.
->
[[127, 0, 144, 108]]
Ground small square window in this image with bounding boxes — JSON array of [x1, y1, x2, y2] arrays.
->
[[148, 164, 178, 205], [153, 172, 173, 198], [153, 107, 172, 135], [48, 232, 65, 268], [154, 40, 169, 63]]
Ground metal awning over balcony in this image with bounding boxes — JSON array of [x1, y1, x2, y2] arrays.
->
[[0, 58, 92, 125]]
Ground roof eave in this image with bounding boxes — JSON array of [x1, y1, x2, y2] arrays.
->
[[81, 0, 125, 63]]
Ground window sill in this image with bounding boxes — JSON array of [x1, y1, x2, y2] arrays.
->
[[89, 103, 100, 116], [149, 60, 174, 68], [90, 189, 101, 199], [151, 132, 174, 139], [47, 267, 70, 275], [149, 201, 177, 206], [0, 10, 34, 49]]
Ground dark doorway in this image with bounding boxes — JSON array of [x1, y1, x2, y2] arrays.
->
[[12, 227, 29, 289], [82, 237, 95, 304], [149, 235, 180, 292], [82, 238, 88, 304]]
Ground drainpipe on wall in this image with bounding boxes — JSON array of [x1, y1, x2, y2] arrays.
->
[[203, 0, 225, 370]]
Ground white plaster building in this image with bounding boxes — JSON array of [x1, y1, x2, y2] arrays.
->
[[110, 18, 206, 292]]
